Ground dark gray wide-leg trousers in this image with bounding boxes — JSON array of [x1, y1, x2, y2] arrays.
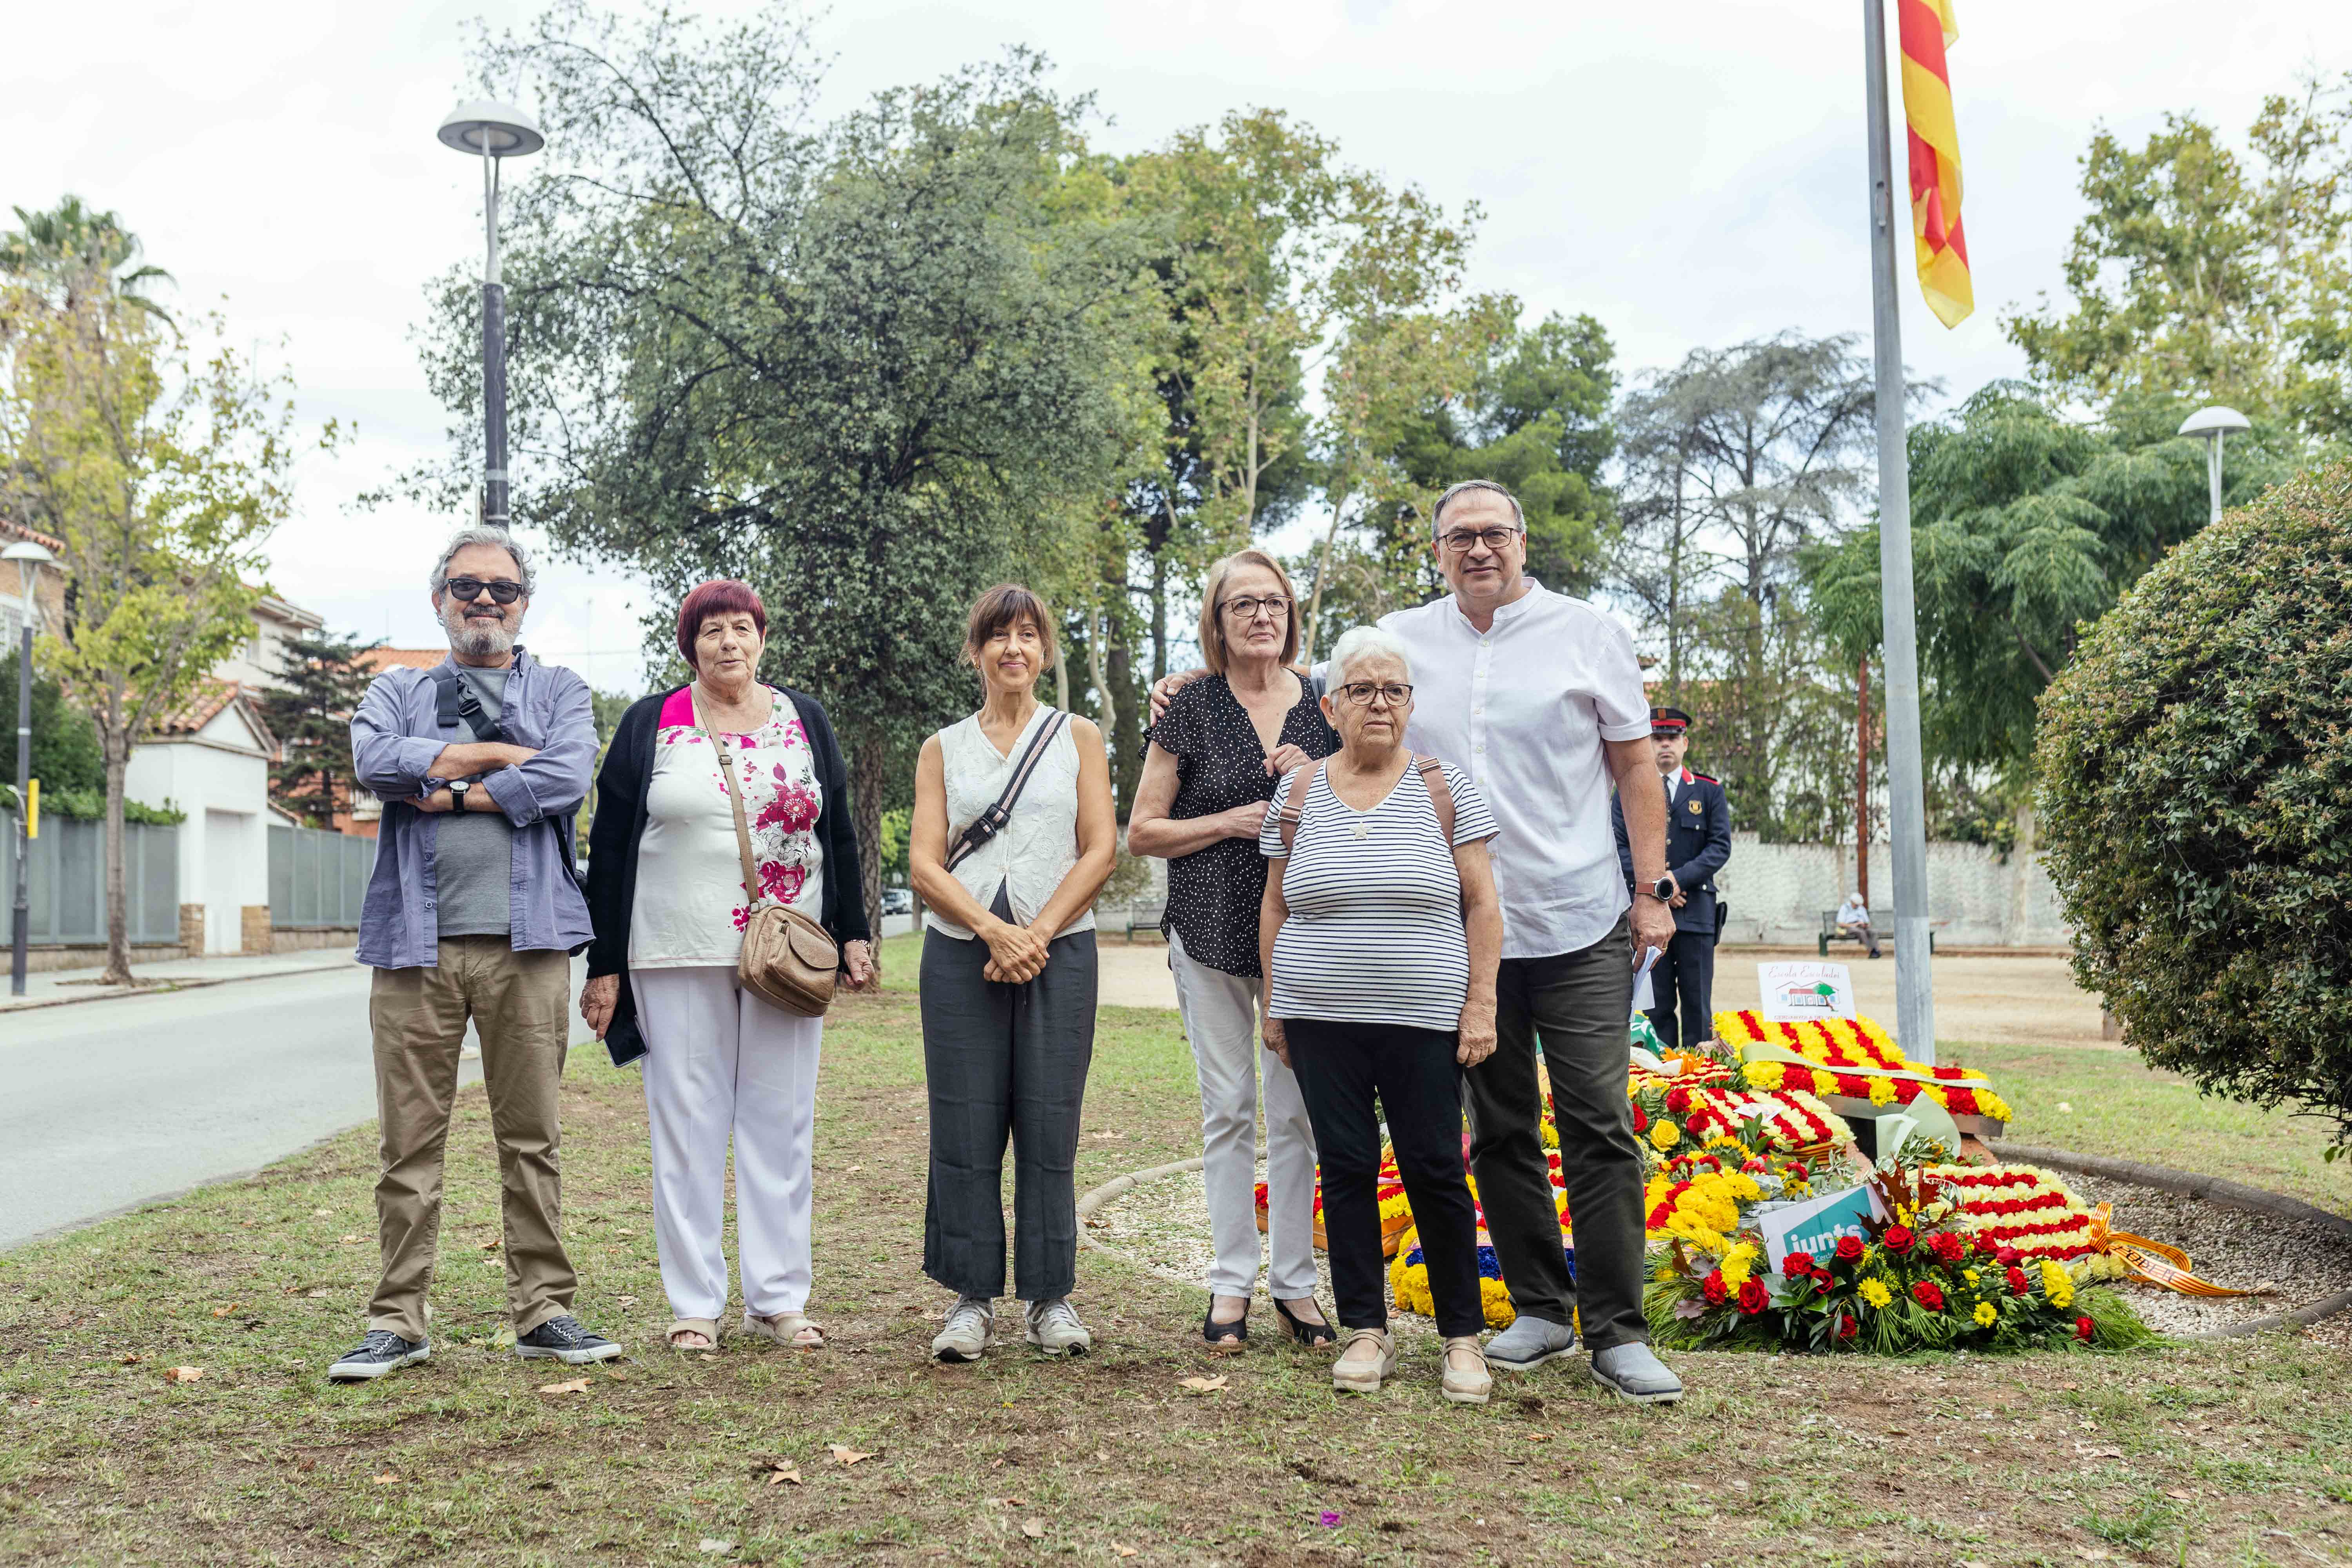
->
[[919, 897, 1098, 1303]]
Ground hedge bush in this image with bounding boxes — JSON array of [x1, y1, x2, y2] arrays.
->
[[2037, 465, 2352, 1145]]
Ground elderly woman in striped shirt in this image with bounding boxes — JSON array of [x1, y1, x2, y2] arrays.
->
[[1257, 625, 1503, 1404]]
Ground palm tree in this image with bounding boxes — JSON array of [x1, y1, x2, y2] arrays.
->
[[0, 196, 176, 325]]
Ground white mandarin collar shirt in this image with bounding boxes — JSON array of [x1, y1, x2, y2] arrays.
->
[[1350, 580, 1651, 961]]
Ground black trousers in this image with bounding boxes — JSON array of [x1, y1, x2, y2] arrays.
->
[[1284, 1018, 1484, 1338], [918, 902, 1098, 1302], [1461, 918, 1649, 1352], [1643, 927, 1718, 1053]]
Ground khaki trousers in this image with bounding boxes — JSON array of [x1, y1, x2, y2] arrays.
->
[[367, 937, 576, 1342]]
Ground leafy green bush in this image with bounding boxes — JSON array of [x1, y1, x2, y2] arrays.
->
[[1, 787, 185, 826], [2037, 465, 2352, 1145]]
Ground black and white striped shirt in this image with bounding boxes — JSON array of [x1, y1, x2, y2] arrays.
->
[[1259, 760, 1498, 1033]]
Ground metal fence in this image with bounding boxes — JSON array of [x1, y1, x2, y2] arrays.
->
[[17, 818, 181, 945], [268, 823, 374, 930]]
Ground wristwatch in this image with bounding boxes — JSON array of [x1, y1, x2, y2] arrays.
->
[[1640, 875, 1674, 901], [448, 779, 471, 809]]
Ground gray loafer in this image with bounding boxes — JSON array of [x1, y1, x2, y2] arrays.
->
[[1588, 1342, 1683, 1404], [1484, 1314, 1577, 1371]]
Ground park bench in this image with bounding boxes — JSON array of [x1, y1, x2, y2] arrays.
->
[[1112, 897, 1167, 943], [1818, 910, 1939, 957]]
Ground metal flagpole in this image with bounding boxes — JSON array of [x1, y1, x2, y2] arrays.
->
[[1863, 0, 1936, 1063]]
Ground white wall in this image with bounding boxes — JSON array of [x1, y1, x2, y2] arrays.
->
[[125, 703, 273, 954], [1713, 831, 2070, 948]]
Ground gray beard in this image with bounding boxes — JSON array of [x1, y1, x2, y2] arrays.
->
[[448, 615, 517, 661]]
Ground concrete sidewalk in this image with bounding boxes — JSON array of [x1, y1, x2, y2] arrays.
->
[[0, 946, 361, 1013]]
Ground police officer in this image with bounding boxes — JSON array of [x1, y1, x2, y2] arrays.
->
[[1611, 707, 1731, 1052]]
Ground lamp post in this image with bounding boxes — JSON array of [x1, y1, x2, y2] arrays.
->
[[436, 100, 545, 532], [2176, 405, 2251, 526], [5, 539, 56, 997]]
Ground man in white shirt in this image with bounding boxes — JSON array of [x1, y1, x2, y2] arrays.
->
[[1837, 892, 1882, 958], [1152, 479, 1684, 1403]]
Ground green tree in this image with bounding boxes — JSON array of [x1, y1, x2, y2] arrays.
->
[[0, 648, 103, 795], [256, 630, 383, 828], [0, 196, 176, 325], [1, 204, 319, 982], [410, 7, 1152, 923]]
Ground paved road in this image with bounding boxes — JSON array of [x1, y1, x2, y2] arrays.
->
[[0, 961, 483, 1251]]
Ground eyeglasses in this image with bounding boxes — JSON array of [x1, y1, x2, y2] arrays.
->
[[1439, 526, 1524, 554], [1336, 681, 1414, 707], [1220, 594, 1291, 620], [443, 577, 523, 605]]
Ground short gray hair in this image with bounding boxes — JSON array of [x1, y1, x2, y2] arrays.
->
[[429, 526, 535, 597], [1430, 479, 1525, 537], [1328, 625, 1413, 687]]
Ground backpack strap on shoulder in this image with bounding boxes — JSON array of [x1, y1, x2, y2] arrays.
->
[[1414, 755, 1456, 845], [1277, 759, 1327, 856]]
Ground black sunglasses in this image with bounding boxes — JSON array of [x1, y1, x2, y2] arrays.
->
[[444, 577, 523, 605]]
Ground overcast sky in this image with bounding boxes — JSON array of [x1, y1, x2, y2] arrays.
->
[[6, 1, 2346, 689]]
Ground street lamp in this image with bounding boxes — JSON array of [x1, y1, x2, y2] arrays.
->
[[5, 538, 56, 997], [2176, 405, 2252, 527], [437, 99, 545, 532]]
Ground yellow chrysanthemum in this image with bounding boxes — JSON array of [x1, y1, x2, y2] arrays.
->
[[1963, 1269, 1980, 1286], [1867, 1076, 1897, 1106], [1650, 1120, 1681, 1151], [1858, 1278, 1893, 1309], [2041, 1259, 2074, 1309], [1973, 1301, 1997, 1328]]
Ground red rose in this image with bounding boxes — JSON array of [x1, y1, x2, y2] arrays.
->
[[1781, 1252, 1814, 1279], [1974, 1234, 2000, 1257], [1737, 1278, 1769, 1316], [1701, 1270, 1727, 1306], [1882, 1225, 1916, 1254], [2006, 1267, 2031, 1296], [1631, 1105, 1649, 1132], [1837, 1314, 1858, 1340], [1911, 1281, 1945, 1311], [1929, 1232, 1965, 1265], [1996, 1245, 2022, 1267], [1666, 1085, 1692, 1113], [1835, 1235, 1866, 1265], [2074, 1316, 2095, 1342]]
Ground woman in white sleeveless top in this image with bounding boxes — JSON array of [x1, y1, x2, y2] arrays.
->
[[908, 584, 1116, 1363]]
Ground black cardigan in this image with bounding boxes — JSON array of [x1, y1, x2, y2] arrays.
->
[[585, 684, 871, 1066]]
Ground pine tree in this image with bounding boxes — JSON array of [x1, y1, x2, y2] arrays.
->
[[258, 630, 381, 829]]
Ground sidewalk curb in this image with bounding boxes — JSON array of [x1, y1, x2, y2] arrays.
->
[[0, 956, 363, 1014]]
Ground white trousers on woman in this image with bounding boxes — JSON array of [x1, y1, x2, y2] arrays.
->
[[1168, 930, 1320, 1300], [632, 965, 824, 1321]]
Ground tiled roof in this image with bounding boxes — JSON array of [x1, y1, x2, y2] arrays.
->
[[1, 516, 65, 554], [358, 648, 446, 672], [152, 678, 275, 751]]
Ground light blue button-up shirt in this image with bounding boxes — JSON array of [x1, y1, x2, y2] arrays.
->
[[350, 645, 596, 969]]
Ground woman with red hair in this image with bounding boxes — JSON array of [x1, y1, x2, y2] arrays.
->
[[579, 579, 876, 1353]]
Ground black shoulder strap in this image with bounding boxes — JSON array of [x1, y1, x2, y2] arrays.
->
[[433, 669, 464, 731], [945, 710, 1071, 871]]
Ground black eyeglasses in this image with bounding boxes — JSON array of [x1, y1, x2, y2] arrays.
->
[[1439, 526, 1523, 554], [1220, 594, 1291, 620], [444, 577, 523, 605], [1337, 681, 1414, 707]]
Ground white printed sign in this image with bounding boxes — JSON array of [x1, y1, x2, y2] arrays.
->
[[1757, 961, 1856, 1021]]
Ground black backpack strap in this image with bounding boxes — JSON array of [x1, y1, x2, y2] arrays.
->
[[432, 667, 508, 744], [945, 710, 1071, 872]]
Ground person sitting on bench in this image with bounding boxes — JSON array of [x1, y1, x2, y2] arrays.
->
[[1835, 892, 1882, 959]]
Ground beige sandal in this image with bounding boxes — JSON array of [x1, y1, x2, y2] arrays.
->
[[1331, 1327, 1395, 1394], [666, 1318, 719, 1352], [742, 1311, 825, 1349]]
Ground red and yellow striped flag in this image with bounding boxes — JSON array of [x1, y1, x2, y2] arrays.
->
[[1898, 0, 1973, 327]]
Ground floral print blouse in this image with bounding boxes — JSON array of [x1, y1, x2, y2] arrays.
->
[[628, 684, 825, 968]]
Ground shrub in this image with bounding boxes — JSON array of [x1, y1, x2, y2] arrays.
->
[[2036, 465, 2352, 1146]]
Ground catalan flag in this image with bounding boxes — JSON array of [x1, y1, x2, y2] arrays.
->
[[1898, 0, 1972, 327]]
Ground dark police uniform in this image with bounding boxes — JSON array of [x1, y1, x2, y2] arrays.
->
[[1611, 710, 1732, 1053]]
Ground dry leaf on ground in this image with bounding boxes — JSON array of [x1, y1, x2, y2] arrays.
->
[[304, 1289, 334, 1299], [1178, 1375, 1227, 1393], [338, 1234, 361, 1245], [163, 1366, 203, 1383], [372, 1473, 399, 1486], [617, 1295, 637, 1308], [697, 1539, 733, 1554], [1020, 1518, 1045, 1539], [829, 1444, 874, 1466], [211, 1303, 243, 1317], [1113, 1548, 1138, 1559], [118, 1353, 144, 1365], [537, 1377, 592, 1395], [766, 1464, 802, 1486], [310, 1208, 332, 1217]]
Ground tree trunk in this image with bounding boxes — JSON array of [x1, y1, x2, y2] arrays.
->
[[1149, 549, 1169, 688], [102, 726, 132, 985], [1052, 641, 1069, 712], [1301, 482, 1351, 668], [851, 728, 886, 977]]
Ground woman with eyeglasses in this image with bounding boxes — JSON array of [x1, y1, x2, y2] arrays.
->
[[1257, 624, 1503, 1403], [1128, 549, 1338, 1349]]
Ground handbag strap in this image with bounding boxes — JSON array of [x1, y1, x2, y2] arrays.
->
[[710, 732, 766, 910], [1279, 753, 1453, 852], [945, 709, 1071, 871]]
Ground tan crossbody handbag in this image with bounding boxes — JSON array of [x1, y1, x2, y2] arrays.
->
[[712, 735, 839, 1017]]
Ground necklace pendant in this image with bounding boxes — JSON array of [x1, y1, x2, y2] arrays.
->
[[1350, 821, 1369, 839]]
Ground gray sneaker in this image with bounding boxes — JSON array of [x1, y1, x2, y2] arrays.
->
[[1484, 1314, 1577, 1371], [1024, 1297, 1091, 1357], [328, 1330, 429, 1382], [932, 1297, 994, 1362], [1589, 1341, 1684, 1404]]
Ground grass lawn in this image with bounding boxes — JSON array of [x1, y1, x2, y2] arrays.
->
[[3, 938, 2349, 1565]]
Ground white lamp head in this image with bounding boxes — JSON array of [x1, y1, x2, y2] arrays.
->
[[2176, 405, 2252, 440], [2, 541, 56, 568], [437, 100, 545, 158]]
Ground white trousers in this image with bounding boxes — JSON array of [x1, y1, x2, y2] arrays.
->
[[1168, 931, 1319, 1299], [633, 966, 824, 1321]]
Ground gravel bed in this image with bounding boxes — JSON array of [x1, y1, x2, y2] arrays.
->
[[1087, 1160, 2352, 1346]]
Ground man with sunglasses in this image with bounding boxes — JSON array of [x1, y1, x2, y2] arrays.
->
[[336, 526, 615, 1381], [1152, 479, 1681, 1403]]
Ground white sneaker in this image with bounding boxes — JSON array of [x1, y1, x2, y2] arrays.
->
[[932, 1297, 993, 1363], [1024, 1297, 1091, 1357]]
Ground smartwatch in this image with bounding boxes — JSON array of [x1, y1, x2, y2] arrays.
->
[[1642, 875, 1675, 901], [448, 779, 471, 808]]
